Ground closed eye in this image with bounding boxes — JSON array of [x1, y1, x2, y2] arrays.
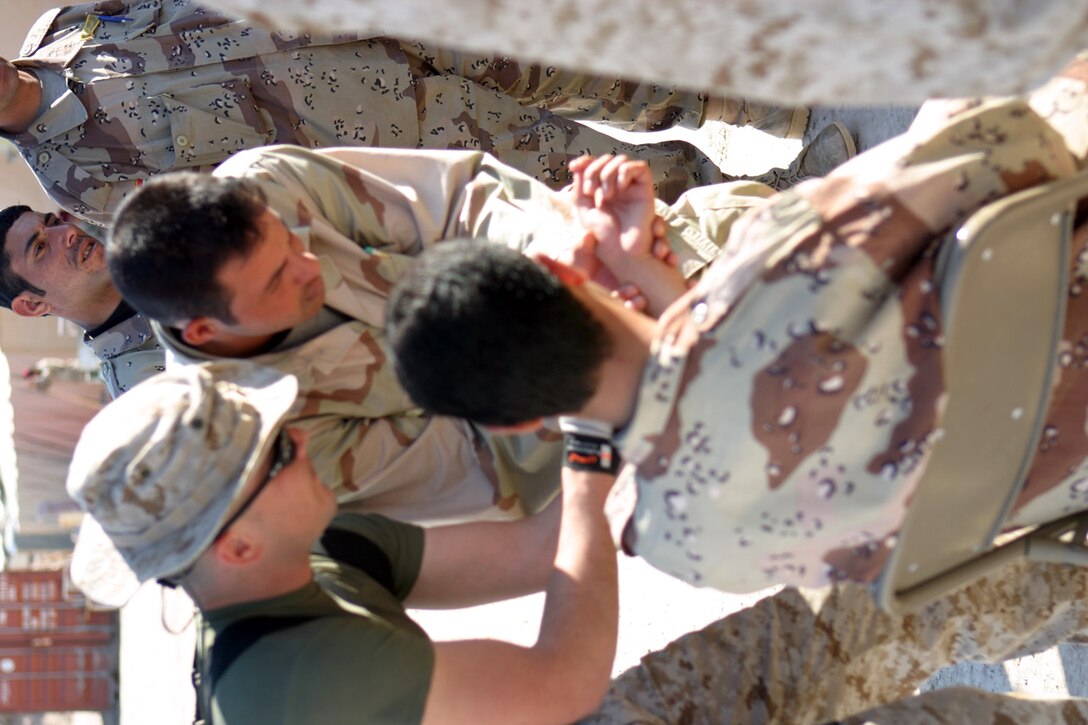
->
[[265, 261, 286, 293]]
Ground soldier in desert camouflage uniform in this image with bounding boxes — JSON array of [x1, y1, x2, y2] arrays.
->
[[0, 0, 818, 228], [104, 142, 773, 524], [0, 0, 820, 397], [0, 205, 164, 398], [387, 93, 1084, 587], [384, 86, 1088, 718]]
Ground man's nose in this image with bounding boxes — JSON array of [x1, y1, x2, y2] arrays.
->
[[287, 426, 310, 451], [59, 224, 79, 248], [294, 252, 321, 283]]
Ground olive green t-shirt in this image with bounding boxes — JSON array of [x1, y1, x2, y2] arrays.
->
[[202, 513, 433, 724]]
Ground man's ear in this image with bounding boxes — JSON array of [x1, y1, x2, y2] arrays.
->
[[530, 253, 588, 287], [11, 293, 50, 318], [180, 317, 221, 347], [485, 418, 545, 435], [210, 529, 262, 567]]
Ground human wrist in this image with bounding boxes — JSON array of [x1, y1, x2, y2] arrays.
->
[[620, 261, 688, 317], [562, 433, 620, 474], [559, 417, 619, 475], [558, 417, 614, 439]]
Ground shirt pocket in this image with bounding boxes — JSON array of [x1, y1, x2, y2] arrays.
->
[[91, 4, 163, 43], [158, 79, 275, 168]]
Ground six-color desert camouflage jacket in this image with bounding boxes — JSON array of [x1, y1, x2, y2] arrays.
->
[[5, 0, 721, 227], [154, 144, 723, 524], [7, 0, 413, 227], [614, 97, 1087, 591]]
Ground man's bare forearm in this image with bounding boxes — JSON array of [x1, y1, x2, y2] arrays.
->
[[535, 469, 618, 716], [421, 468, 619, 725]]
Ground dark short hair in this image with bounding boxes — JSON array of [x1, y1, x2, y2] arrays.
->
[[108, 173, 267, 324], [386, 241, 611, 426], [0, 204, 42, 308]]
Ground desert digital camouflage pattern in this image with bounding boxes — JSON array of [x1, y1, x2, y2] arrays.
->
[[615, 96, 1083, 591], [154, 144, 733, 524], [83, 312, 163, 398], [585, 558, 1088, 723], [197, 0, 1088, 105], [7, 0, 771, 226]]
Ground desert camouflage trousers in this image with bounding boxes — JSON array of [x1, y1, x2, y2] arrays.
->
[[200, 0, 1088, 106], [584, 558, 1088, 724], [399, 42, 803, 203]]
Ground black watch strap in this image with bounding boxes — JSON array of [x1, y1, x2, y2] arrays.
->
[[563, 433, 620, 474]]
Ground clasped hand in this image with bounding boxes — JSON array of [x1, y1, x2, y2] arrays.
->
[[567, 154, 686, 316]]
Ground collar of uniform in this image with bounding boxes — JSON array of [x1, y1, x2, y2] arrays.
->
[[151, 303, 362, 381], [18, 12, 86, 69], [84, 311, 157, 360], [19, 8, 62, 58], [317, 253, 373, 323], [20, 5, 160, 65], [319, 256, 342, 287], [151, 320, 209, 364], [86, 299, 137, 338]]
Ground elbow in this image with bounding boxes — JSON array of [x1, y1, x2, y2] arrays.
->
[[568, 673, 611, 721], [547, 660, 611, 723]]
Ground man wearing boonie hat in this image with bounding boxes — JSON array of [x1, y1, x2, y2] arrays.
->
[[66, 359, 620, 724], [67, 362, 1088, 723]]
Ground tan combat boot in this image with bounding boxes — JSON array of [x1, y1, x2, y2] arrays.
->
[[752, 122, 857, 190], [704, 97, 810, 139]]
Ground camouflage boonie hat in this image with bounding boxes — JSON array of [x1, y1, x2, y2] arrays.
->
[[67, 361, 298, 607]]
